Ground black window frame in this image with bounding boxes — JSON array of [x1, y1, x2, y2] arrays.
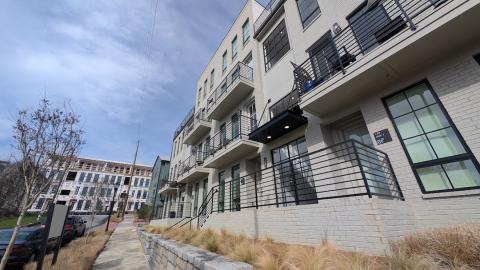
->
[[295, 0, 321, 28], [383, 79, 480, 194], [242, 18, 250, 45], [263, 20, 291, 72]]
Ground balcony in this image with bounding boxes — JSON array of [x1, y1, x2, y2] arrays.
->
[[203, 115, 260, 168], [206, 62, 254, 120], [159, 181, 178, 194], [183, 111, 212, 145], [294, 0, 480, 117], [249, 87, 308, 144], [177, 153, 209, 184], [174, 107, 195, 138], [206, 140, 403, 213]]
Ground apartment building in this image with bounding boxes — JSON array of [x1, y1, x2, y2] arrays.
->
[[29, 157, 152, 215], [153, 0, 480, 253], [148, 156, 170, 219]]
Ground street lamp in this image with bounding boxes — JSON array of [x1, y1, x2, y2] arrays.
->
[[105, 187, 118, 232]]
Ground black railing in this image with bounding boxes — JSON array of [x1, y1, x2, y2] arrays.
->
[[178, 151, 206, 178], [205, 115, 254, 160], [174, 106, 195, 138], [204, 140, 402, 214], [254, 85, 302, 128], [253, 0, 286, 35], [197, 188, 218, 228], [185, 109, 211, 138], [206, 62, 253, 113], [168, 201, 192, 219], [294, 0, 447, 95]]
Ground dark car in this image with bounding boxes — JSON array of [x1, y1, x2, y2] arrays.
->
[[63, 216, 86, 243], [0, 225, 56, 269]]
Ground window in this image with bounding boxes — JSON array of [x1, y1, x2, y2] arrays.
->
[[231, 114, 240, 139], [81, 187, 88, 196], [202, 179, 208, 199], [263, 20, 290, 71], [85, 173, 92, 182], [136, 190, 141, 199], [203, 81, 208, 98], [76, 200, 84, 210], [117, 176, 122, 185], [231, 165, 241, 211], [134, 178, 138, 187], [60, 190, 70, 196], [106, 188, 112, 197], [231, 36, 238, 60], [74, 186, 80, 195], [79, 172, 86, 182], [93, 174, 99, 183], [143, 191, 148, 199], [134, 202, 139, 210], [84, 200, 91, 210], [66, 171, 77, 181], [296, 0, 321, 27], [139, 178, 144, 187], [35, 198, 45, 209], [242, 19, 250, 44], [222, 51, 227, 73], [218, 171, 225, 212], [104, 175, 110, 183], [145, 179, 150, 187], [384, 81, 480, 193], [210, 70, 215, 89], [89, 187, 95, 196]]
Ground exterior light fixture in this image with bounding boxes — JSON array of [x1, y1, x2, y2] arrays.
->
[[267, 136, 272, 139], [284, 125, 290, 129]]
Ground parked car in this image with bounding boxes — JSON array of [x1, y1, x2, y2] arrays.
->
[[61, 216, 86, 245], [0, 224, 56, 269]]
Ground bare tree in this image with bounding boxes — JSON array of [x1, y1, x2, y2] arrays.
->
[[0, 98, 84, 270]]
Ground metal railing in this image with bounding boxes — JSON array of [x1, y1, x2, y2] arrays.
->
[[178, 151, 206, 178], [174, 106, 195, 138], [254, 85, 302, 128], [204, 115, 255, 160], [168, 201, 192, 219], [204, 140, 402, 214], [253, 0, 286, 35], [206, 62, 253, 113], [197, 188, 218, 228], [184, 109, 211, 138], [293, 0, 447, 95]]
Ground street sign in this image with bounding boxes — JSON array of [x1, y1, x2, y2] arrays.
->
[[49, 204, 68, 238]]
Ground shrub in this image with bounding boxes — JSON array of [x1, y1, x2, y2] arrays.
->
[[136, 205, 152, 220]]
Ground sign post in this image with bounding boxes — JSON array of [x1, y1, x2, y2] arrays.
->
[[105, 187, 118, 232]]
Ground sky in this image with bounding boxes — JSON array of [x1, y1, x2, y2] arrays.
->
[[0, 0, 268, 165]]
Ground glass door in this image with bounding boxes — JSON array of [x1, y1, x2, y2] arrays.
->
[[218, 172, 225, 212], [231, 165, 241, 211], [232, 114, 240, 139]]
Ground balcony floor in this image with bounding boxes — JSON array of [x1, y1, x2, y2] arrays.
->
[[178, 167, 210, 184], [184, 121, 212, 145], [208, 78, 254, 120]]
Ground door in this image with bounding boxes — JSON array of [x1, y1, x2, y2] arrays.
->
[[247, 101, 257, 131], [218, 172, 225, 212], [178, 191, 184, 218], [331, 112, 391, 196], [231, 165, 241, 211], [220, 123, 227, 148], [231, 114, 240, 139]]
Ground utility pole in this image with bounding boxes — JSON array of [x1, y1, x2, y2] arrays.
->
[[120, 140, 139, 217]]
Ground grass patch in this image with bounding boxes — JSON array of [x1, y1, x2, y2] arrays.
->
[[145, 224, 480, 270], [24, 230, 112, 270], [0, 214, 39, 229]]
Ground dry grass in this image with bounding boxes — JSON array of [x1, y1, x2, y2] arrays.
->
[[24, 230, 112, 270], [144, 224, 480, 270]]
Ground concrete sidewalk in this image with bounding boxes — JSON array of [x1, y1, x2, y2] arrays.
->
[[93, 215, 149, 270]]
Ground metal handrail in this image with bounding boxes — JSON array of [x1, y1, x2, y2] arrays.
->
[[184, 109, 211, 138], [202, 139, 402, 214], [293, 0, 448, 96], [204, 115, 254, 160], [206, 62, 253, 113], [178, 151, 206, 178], [174, 106, 195, 138], [253, 0, 286, 35]]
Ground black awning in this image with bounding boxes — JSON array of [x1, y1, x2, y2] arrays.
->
[[249, 110, 307, 144]]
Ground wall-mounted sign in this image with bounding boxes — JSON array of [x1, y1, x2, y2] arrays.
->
[[374, 129, 392, 145]]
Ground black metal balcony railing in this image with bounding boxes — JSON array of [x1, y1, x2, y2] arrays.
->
[[205, 115, 255, 159], [206, 62, 254, 113], [178, 151, 206, 178], [293, 0, 447, 95], [174, 106, 195, 138], [185, 110, 211, 138], [204, 140, 402, 214], [254, 85, 302, 128]]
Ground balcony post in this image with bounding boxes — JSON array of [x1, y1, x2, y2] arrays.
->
[[352, 141, 372, 198], [289, 160, 300, 205], [393, 0, 416, 30]]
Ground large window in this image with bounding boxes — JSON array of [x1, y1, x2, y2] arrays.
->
[[242, 19, 250, 45], [203, 80, 208, 98], [296, 0, 321, 28], [384, 81, 480, 193], [231, 165, 241, 211], [210, 69, 215, 89], [222, 51, 228, 73], [231, 36, 238, 60], [272, 137, 316, 205], [263, 20, 290, 71]]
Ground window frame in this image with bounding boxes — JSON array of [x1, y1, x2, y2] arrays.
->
[[222, 51, 228, 73], [242, 19, 250, 45], [263, 20, 291, 72], [295, 0, 321, 28], [383, 79, 480, 194], [210, 69, 215, 89], [231, 35, 238, 60]]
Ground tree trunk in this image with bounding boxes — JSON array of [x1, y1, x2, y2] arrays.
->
[[0, 208, 26, 270]]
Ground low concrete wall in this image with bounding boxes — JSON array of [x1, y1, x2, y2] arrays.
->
[[149, 218, 184, 227], [138, 230, 252, 270]]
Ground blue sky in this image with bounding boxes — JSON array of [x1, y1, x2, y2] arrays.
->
[[0, 0, 267, 165]]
